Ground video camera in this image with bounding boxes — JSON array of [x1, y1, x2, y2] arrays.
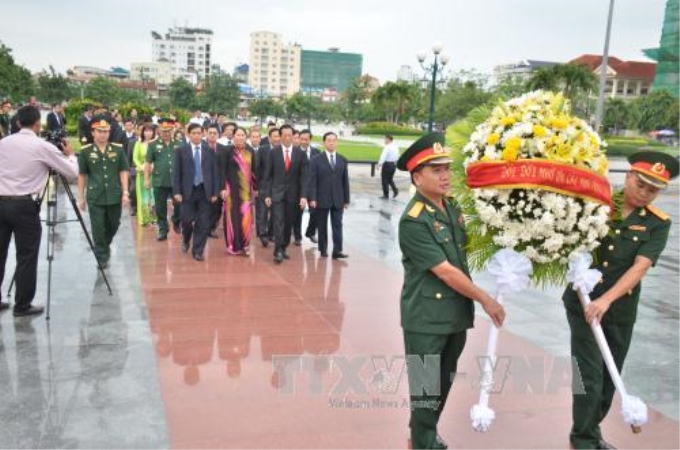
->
[[43, 129, 67, 152]]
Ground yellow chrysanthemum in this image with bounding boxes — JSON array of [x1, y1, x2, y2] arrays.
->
[[502, 137, 522, 161], [501, 116, 516, 126], [487, 133, 501, 145], [551, 117, 569, 129], [532, 125, 547, 137]]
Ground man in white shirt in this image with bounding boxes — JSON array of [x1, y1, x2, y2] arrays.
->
[[0, 106, 78, 316], [377, 134, 400, 199]]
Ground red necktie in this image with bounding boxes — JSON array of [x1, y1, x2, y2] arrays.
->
[[285, 149, 291, 171]]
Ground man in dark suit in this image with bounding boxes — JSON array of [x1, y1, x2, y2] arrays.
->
[[121, 117, 137, 215], [262, 124, 308, 264], [307, 132, 350, 259], [46, 103, 66, 133], [295, 129, 321, 245], [173, 123, 219, 261], [77, 105, 94, 145], [255, 127, 280, 247], [205, 124, 228, 238]]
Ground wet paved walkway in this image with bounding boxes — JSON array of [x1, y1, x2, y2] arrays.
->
[[0, 159, 677, 448]]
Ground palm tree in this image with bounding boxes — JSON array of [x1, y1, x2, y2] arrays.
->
[[558, 64, 597, 100]]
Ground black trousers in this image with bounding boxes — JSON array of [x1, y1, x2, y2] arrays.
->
[[0, 198, 42, 310], [381, 162, 397, 197], [128, 171, 137, 212], [271, 199, 297, 253], [293, 206, 317, 241], [315, 206, 343, 255], [255, 196, 273, 238], [210, 198, 223, 232], [181, 185, 211, 256]]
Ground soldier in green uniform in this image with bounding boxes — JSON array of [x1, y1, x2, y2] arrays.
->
[[563, 151, 679, 449], [396, 133, 506, 449], [77, 116, 130, 269], [145, 118, 181, 241]]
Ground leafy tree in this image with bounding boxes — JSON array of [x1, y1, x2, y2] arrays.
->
[[198, 74, 240, 114], [602, 97, 632, 133], [434, 78, 492, 127], [249, 97, 283, 121], [344, 75, 374, 120], [558, 64, 597, 101], [371, 81, 420, 123], [283, 92, 316, 121], [526, 66, 561, 92], [36, 66, 75, 103], [492, 75, 528, 100], [631, 89, 679, 132], [0, 41, 36, 101], [167, 77, 197, 110], [84, 76, 121, 106]]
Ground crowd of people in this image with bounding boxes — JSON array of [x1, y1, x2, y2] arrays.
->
[[72, 106, 351, 263]]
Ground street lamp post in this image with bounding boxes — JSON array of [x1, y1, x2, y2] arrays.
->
[[417, 42, 449, 133]]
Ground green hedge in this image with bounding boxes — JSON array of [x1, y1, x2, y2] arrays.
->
[[355, 121, 424, 137], [64, 99, 101, 135], [603, 135, 676, 157]]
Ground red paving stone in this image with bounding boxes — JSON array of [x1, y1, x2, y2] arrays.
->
[[134, 221, 679, 449]]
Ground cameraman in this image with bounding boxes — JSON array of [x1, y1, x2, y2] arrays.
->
[[0, 105, 78, 317]]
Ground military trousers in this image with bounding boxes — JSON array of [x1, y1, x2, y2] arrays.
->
[[403, 330, 467, 449], [153, 187, 181, 236], [88, 203, 122, 264], [566, 309, 634, 449]]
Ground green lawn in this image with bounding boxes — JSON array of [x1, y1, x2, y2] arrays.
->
[[604, 136, 677, 157]]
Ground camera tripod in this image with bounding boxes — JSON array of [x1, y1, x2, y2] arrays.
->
[[7, 171, 112, 320]]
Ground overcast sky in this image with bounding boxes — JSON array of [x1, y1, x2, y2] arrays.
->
[[4, 0, 668, 82]]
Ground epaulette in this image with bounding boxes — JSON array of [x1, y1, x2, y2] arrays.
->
[[407, 201, 425, 218], [646, 205, 670, 221], [110, 142, 123, 147], [80, 144, 92, 150]]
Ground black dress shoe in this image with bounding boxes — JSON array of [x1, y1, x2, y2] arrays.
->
[[173, 223, 181, 234], [208, 230, 218, 239], [294, 239, 302, 246], [599, 439, 617, 450], [261, 237, 269, 248], [320, 252, 328, 258], [332, 252, 348, 259], [282, 252, 291, 259], [181, 241, 189, 253], [156, 233, 168, 241], [13, 305, 45, 317], [193, 253, 204, 261], [0, 302, 10, 311], [274, 252, 283, 264], [393, 189, 399, 198], [379, 195, 388, 199], [307, 235, 318, 244]]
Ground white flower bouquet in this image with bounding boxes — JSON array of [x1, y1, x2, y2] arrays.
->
[[448, 91, 612, 285]]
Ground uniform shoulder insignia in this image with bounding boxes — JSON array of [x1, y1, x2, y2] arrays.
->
[[646, 205, 669, 221], [407, 201, 425, 218], [80, 144, 92, 150], [110, 142, 123, 147]]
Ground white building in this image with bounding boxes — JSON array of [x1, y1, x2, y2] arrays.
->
[[492, 59, 560, 84], [151, 26, 213, 84], [130, 61, 173, 86], [248, 31, 301, 98], [397, 65, 416, 82]]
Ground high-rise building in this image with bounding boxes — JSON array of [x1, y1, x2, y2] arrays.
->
[[151, 26, 213, 84], [300, 48, 362, 93], [130, 61, 173, 85], [492, 60, 560, 84], [643, 0, 679, 97], [248, 31, 301, 98]]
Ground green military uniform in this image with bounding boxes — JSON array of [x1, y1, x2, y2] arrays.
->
[[146, 137, 181, 238], [79, 141, 129, 265], [400, 192, 475, 449], [396, 132, 478, 449], [562, 193, 671, 448]]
